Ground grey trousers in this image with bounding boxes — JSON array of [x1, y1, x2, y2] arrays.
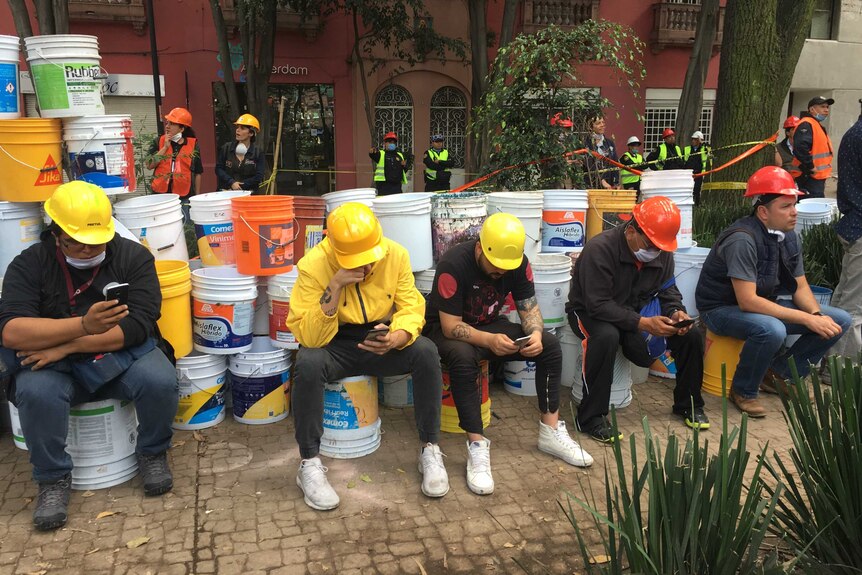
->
[[830, 236, 862, 359]]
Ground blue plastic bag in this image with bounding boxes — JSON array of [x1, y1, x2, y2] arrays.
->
[[640, 277, 676, 359]]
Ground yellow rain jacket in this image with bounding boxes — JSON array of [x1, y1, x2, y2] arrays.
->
[[286, 237, 426, 349]]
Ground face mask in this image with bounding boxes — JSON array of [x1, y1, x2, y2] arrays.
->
[[386, 143, 396, 151], [814, 113, 827, 122], [65, 251, 106, 270], [170, 132, 183, 143], [235, 142, 248, 155], [634, 247, 661, 263]]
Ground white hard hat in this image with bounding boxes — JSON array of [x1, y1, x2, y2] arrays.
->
[[691, 131, 704, 140], [626, 136, 641, 145]]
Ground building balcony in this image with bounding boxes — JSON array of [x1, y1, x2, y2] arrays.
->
[[651, 1, 725, 53], [522, 0, 601, 33], [220, 0, 320, 41], [68, 0, 147, 35]]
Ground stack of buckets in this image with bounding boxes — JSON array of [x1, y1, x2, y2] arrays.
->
[[114, 194, 189, 261], [322, 375, 381, 458]]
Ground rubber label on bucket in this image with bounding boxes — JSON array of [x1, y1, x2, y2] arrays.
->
[[19, 218, 41, 243], [34, 154, 61, 186], [323, 378, 379, 430], [193, 300, 253, 350], [31, 62, 102, 112], [176, 374, 226, 427], [232, 372, 287, 422], [542, 210, 586, 248], [0, 62, 18, 113], [195, 223, 235, 267], [269, 299, 297, 347]]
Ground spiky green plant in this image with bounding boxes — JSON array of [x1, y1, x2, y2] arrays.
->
[[800, 222, 844, 290]]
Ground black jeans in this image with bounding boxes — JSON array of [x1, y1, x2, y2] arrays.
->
[[425, 319, 562, 434], [794, 174, 825, 198], [293, 336, 441, 459], [568, 311, 704, 431], [375, 181, 403, 196]]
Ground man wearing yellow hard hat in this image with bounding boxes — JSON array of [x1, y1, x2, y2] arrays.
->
[[286, 202, 448, 510], [0, 181, 178, 531], [215, 113, 268, 193], [424, 213, 593, 496]]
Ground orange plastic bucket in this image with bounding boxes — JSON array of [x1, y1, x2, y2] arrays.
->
[[292, 196, 326, 262], [231, 196, 295, 276]]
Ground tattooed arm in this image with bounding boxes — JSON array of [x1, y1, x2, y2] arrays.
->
[[319, 268, 365, 317], [516, 296, 544, 335], [439, 311, 519, 356]]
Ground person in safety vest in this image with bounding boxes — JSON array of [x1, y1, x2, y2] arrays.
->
[[147, 107, 203, 201], [774, 116, 800, 174], [791, 96, 835, 198], [696, 167, 850, 418], [684, 131, 712, 205], [0, 182, 178, 531], [583, 116, 619, 189], [423, 134, 454, 192], [567, 197, 706, 441], [215, 113, 268, 193], [619, 136, 644, 193], [424, 214, 593, 496], [646, 128, 685, 171], [286, 203, 449, 510], [369, 132, 412, 196]]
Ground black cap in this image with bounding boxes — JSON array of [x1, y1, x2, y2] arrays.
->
[[808, 96, 835, 108]]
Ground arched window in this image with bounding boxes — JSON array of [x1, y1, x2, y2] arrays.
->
[[430, 87, 467, 168], [374, 85, 414, 156]]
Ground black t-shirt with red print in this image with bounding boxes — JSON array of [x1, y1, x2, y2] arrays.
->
[[426, 240, 535, 326]]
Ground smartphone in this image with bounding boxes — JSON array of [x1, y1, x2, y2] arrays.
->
[[364, 327, 389, 342], [103, 282, 129, 307], [673, 317, 698, 329], [514, 335, 532, 348]]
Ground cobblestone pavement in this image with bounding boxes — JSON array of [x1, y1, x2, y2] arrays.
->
[[0, 376, 796, 575]]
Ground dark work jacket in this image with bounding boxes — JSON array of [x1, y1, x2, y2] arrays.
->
[[646, 142, 685, 170], [777, 139, 795, 172], [583, 135, 619, 187], [695, 216, 801, 314], [566, 225, 685, 333], [370, 149, 413, 184], [215, 141, 267, 192]]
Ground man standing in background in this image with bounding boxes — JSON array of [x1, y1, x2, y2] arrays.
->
[[791, 96, 834, 198]]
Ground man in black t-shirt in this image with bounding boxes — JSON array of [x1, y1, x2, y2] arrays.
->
[[424, 214, 593, 496]]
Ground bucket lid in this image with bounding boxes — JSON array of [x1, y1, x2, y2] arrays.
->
[[156, 260, 191, 284], [114, 194, 181, 211], [190, 190, 252, 205], [192, 266, 257, 284]]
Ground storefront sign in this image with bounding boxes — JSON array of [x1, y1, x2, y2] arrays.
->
[[271, 64, 309, 76]]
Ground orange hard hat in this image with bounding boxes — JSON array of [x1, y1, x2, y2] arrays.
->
[[661, 128, 675, 139], [632, 196, 680, 252], [744, 166, 804, 200], [783, 115, 800, 129], [164, 107, 192, 127], [559, 119, 574, 128], [383, 131, 398, 141]]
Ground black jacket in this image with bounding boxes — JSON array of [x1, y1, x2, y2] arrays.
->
[[646, 142, 685, 170], [215, 141, 268, 192], [583, 135, 619, 187], [370, 148, 413, 184]]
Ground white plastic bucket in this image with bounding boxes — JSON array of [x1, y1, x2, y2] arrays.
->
[[320, 418, 382, 459], [431, 192, 487, 263], [321, 375, 380, 458], [0, 201, 42, 278], [379, 374, 414, 407], [558, 324, 582, 389], [799, 197, 839, 218], [322, 188, 376, 213], [639, 170, 695, 249], [63, 115, 135, 194], [114, 193, 188, 261], [541, 190, 589, 252], [267, 269, 299, 350], [174, 352, 227, 430], [571, 347, 633, 408], [24, 35, 104, 118], [414, 269, 436, 296], [8, 402, 27, 450], [66, 399, 138, 490], [190, 190, 251, 267], [191, 267, 257, 354], [487, 191, 544, 263], [795, 201, 833, 234], [673, 246, 711, 317], [532, 253, 572, 328], [0, 35, 21, 119], [373, 192, 433, 271], [503, 360, 537, 396], [229, 337, 290, 424]]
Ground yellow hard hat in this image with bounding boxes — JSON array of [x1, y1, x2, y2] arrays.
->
[[479, 213, 525, 270], [326, 202, 386, 268], [44, 181, 115, 245], [234, 113, 260, 132]]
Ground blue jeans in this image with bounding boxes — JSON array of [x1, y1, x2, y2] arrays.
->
[[9, 348, 178, 483], [702, 302, 851, 399]]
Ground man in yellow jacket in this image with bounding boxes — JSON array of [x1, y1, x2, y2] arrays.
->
[[286, 202, 449, 510]]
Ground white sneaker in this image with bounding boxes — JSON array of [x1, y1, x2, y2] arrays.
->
[[296, 457, 340, 510], [418, 443, 450, 498], [466, 439, 494, 495], [538, 421, 594, 468]]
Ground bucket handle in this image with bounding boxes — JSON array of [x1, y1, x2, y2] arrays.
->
[[138, 224, 186, 255], [32, 46, 110, 79], [0, 143, 60, 174], [178, 375, 225, 397], [238, 214, 300, 248], [231, 365, 286, 387], [589, 202, 631, 230], [487, 205, 539, 244]]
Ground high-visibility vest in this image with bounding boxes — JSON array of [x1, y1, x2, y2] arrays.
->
[[790, 117, 833, 179], [424, 149, 450, 181], [656, 143, 682, 170], [620, 152, 643, 185], [152, 135, 196, 196], [683, 145, 711, 172], [374, 151, 407, 184]]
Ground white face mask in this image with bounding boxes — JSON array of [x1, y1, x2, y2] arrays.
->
[[65, 251, 106, 269], [170, 132, 183, 143], [235, 142, 248, 155], [634, 247, 661, 263]]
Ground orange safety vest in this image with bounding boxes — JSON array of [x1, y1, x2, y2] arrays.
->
[[790, 118, 833, 179], [151, 135, 197, 196]]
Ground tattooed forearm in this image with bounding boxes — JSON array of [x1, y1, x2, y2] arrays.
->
[[515, 295, 538, 312], [451, 323, 471, 340], [319, 287, 332, 304], [516, 297, 544, 334]]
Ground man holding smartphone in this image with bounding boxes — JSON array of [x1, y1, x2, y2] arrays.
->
[[567, 197, 707, 442], [287, 203, 448, 510], [424, 214, 593, 496], [0, 182, 178, 531]]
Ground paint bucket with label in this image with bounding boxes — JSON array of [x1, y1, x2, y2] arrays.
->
[[0, 35, 21, 119], [155, 260, 193, 358], [62, 115, 136, 194], [114, 193, 189, 261], [532, 253, 572, 328], [503, 360, 537, 396], [8, 402, 27, 450], [413, 269, 436, 296], [649, 349, 677, 378], [703, 330, 743, 397], [0, 201, 42, 277], [66, 399, 138, 490], [189, 190, 251, 267], [229, 337, 290, 424], [558, 323, 582, 388], [0, 118, 63, 201], [486, 192, 544, 263], [373, 192, 434, 271], [321, 375, 381, 458], [441, 360, 491, 433], [267, 268, 299, 350], [639, 171, 695, 249], [571, 347, 633, 408], [431, 192, 486, 263], [174, 352, 227, 430], [586, 189, 637, 240], [191, 267, 257, 354], [541, 189, 589, 252], [380, 374, 414, 407], [292, 195, 326, 262], [24, 35, 105, 118], [322, 188, 376, 214], [232, 195, 295, 276]]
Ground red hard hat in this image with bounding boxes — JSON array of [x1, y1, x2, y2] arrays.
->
[[661, 128, 675, 139], [783, 115, 801, 129], [164, 107, 192, 127], [744, 166, 805, 198], [559, 119, 573, 128], [383, 131, 398, 141], [633, 196, 680, 252]]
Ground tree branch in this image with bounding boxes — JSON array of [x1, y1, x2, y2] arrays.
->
[[6, 0, 34, 39], [208, 0, 241, 123]]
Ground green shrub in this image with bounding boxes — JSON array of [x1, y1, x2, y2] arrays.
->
[[693, 189, 750, 248], [800, 222, 843, 290]]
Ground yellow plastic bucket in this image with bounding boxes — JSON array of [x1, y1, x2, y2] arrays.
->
[[703, 329, 745, 397], [441, 360, 491, 434], [586, 189, 637, 240], [155, 260, 193, 359], [0, 119, 63, 201]]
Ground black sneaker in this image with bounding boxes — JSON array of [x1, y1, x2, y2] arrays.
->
[[137, 452, 173, 496], [585, 421, 624, 444], [674, 406, 710, 430], [33, 473, 72, 531]]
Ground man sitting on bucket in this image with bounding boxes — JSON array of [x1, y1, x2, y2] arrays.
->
[[286, 202, 448, 510]]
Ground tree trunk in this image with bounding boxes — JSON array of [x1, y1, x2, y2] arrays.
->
[[352, 10, 374, 139], [51, 0, 68, 34], [209, 0, 241, 128], [34, 0, 54, 34], [468, 0, 489, 175], [712, 0, 815, 186], [6, 0, 34, 40], [499, 0, 518, 49], [675, 0, 719, 143], [249, 1, 277, 149]]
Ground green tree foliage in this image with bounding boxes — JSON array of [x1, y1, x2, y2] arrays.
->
[[471, 22, 645, 191]]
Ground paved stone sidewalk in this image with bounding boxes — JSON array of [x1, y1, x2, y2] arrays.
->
[[0, 377, 795, 575]]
